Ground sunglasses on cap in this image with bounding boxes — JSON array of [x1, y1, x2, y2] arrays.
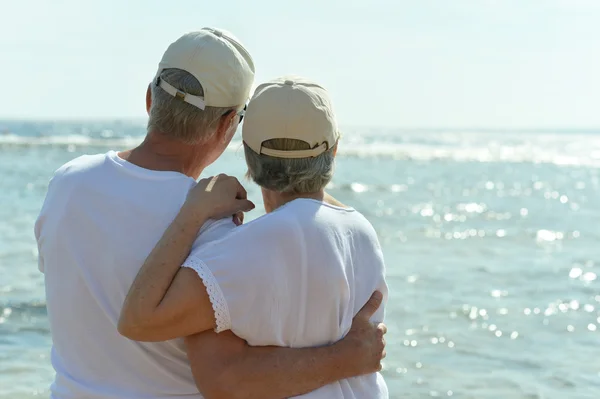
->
[[238, 104, 247, 123], [225, 104, 247, 124]]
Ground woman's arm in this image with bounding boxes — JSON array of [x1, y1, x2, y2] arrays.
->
[[118, 175, 254, 341]]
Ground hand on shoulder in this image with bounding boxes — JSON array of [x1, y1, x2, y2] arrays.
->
[[184, 174, 255, 225]]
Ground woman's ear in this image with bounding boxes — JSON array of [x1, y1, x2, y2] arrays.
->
[[145, 84, 152, 115]]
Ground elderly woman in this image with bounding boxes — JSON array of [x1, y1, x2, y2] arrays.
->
[[119, 76, 389, 398]]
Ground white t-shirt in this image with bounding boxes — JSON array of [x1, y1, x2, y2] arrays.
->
[[182, 198, 389, 398], [35, 151, 229, 399]]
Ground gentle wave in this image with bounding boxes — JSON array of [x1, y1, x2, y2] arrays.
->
[[0, 134, 143, 148], [2, 133, 600, 167], [0, 302, 47, 315]]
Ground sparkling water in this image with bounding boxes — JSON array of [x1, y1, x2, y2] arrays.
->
[[1, 121, 599, 398]]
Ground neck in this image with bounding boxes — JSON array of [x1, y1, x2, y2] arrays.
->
[[262, 189, 325, 213], [119, 130, 209, 179]]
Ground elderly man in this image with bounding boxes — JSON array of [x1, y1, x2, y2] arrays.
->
[[35, 29, 386, 399]]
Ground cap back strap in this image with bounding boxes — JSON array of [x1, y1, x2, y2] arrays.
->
[[156, 77, 206, 110], [259, 142, 329, 159]]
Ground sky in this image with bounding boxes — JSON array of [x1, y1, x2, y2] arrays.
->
[[1, 0, 599, 129]]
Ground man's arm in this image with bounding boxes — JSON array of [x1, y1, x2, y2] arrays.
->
[[185, 292, 387, 399]]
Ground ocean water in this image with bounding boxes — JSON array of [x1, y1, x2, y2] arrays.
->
[[1, 121, 599, 399]]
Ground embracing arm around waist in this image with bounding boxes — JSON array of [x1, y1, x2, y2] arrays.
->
[[186, 331, 352, 399], [185, 292, 386, 399]]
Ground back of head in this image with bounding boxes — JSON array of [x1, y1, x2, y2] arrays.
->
[[242, 76, 340, 194], [148, 28, 255, 144]]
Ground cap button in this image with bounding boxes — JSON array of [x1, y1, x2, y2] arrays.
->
[[284, 80, 294, 86], [213, 30, 223, 37]]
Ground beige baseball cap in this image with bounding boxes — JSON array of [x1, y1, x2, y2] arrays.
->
[[242, 76, 339, 159], [154, 27, 255, 109]]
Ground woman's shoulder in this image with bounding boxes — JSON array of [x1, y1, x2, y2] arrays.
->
[[222, 208, 301, 243]]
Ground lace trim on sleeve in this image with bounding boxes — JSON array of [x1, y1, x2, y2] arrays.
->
[[182, 257, 232, 333]]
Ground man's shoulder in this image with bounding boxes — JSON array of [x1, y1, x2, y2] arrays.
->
[[54, 153, 108, 178], [43, 152, 109, 196]]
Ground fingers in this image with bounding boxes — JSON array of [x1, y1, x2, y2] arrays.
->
[[232, 176, 248, 200], [215, 174, 248, 201], [354, 291, 383, 321], [378, 323, 387, 360], [233, 214, 242, 226], [194, 174, 255, 218], [233, 211, 244, 226], [237, 199, 255, 212]]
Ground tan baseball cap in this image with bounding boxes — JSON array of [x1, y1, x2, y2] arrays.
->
[[154, 28, 255, 109], [242, 76, 339, 159]]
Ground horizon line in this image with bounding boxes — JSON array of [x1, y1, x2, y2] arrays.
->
[[0, 117, 599, 133]]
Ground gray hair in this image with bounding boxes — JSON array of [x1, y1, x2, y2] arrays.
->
[[147, 68, 236, 144], [244, 139, 336, 194]]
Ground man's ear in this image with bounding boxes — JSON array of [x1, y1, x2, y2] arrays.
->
[[146, 84, 152, 115], [332, 141, 339, 157], [215, 110, 237, 142]]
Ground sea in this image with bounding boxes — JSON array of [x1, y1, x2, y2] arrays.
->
[[0, 120, 599, 399]]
